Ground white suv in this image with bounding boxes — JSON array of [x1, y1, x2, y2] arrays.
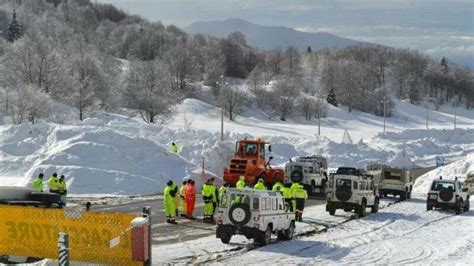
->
[[326, 167, 379, 217], [215, 188, 295, 245], [285, 156, 328, 195], [426, 177, 470, 214]]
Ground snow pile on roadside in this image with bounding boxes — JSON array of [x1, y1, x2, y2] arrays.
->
[[413, 153, 474, 194], [222, 197, 474, 265], [0, 122, 212, 195]]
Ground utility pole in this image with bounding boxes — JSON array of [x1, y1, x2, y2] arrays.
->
[[317, 107, 321, 136], [218, 75, 225, 142], [454, 95, 458, 129], [382, 96, 387, 133], [425, 96, 430, 129]]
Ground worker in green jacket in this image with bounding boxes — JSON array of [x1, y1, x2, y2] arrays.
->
[[202, 179, 214, 223], [219, 183, 229, 203], [294, 183, 308, 222], [272, 180, 283, 192], [210, 178, 218, 216], [31, 173, 44, 192], [164, 180, 178, 224], [48, 173, 60, 193], [290, 182, 301, 195], [57, 175, 68, 206], [281, 184, 295, 212], [170, 142, 178, 153], [236, 175, 246, 188], [253, 178, 266, 190]]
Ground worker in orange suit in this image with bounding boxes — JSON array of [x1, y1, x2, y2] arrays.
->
[[185, 179, 196, 219]]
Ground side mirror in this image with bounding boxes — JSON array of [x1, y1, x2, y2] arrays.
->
[[269, 156, 274, 160], [268, 145, 272, 152]]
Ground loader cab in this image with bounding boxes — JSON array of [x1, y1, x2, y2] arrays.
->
[[236, 140, 266, 160]]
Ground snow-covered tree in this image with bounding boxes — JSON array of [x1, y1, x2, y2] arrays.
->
[[272, 76, 302, 121], [8, 84, 50, 124], [123, 60, 180, 123], [298, 94, 328, 120], [222, 84, 249, 121], [165, 36, 194, 92]]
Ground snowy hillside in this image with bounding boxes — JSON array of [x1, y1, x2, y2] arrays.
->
[[0, 119, 213, 196], [0, 97, 473, 196], [414, 153, 474, 194]]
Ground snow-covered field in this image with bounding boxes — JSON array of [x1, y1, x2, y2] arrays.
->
[[219, 196, 474, 265], [0, 95, 473, 195], [153, 195, 474, 265]]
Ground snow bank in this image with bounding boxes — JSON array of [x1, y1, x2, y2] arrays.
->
[[0, 122, 214, 195], [413, 153, 474, 194]]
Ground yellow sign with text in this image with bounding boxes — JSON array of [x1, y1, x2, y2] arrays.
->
[[0, 205, 140, 265]]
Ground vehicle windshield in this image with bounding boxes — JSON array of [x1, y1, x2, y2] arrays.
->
[[384, 171, 401, 180], [243, 143, 258, 156], [336, 168, 359, 176], [335, 178, 352, 188], [229, 193, 251, 206], [292, 165, 303, 172], [431, 181, 455, 191]]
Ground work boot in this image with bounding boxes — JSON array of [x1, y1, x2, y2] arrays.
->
[[169, 219, 178, 224], [180, 213, 187, 218]]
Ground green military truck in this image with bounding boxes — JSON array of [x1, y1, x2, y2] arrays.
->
[[366, 164, 413, 201]]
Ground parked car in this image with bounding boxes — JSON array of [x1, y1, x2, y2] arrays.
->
[[326, 167, 379, 217], [426, 177, 470, 214], [215, 188, 295, 245]]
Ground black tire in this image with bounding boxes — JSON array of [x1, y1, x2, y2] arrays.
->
[[228, 203, 251, 226], [455, 200, 464, 215], [309, 181, 316, 196], [464, 197, 470, 212], [371, 197, 379, 213], [290, 169, 304, 183], [284, 221, 295, 240], [256, 226, 272, 245], [30, 191, 61, 204], [427, 204, 433, 211], [220, 233, 231, 244], [399, 191, 407, 201], [358, 200, 367, 217], [335, 186, 352, 202], [439, 188, 454, 202], [277, 231, 285, 241], [329, 207, 336, 216]]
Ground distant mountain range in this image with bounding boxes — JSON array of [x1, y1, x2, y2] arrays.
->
[[185, 18, 364, 51]]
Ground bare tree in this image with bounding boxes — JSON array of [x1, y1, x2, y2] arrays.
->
[[273, 77, 302, 121], [2, 35, 64, 94], [222, 84, 249, 121], [283, 46, 301, 77], [8, 84, 50, 124], [123, 60, 180, 123], [247, 66, 270, 108], [165, 36, 194, 91]]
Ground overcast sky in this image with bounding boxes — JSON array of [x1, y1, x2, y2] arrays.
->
[[97, 0, 474, 68]]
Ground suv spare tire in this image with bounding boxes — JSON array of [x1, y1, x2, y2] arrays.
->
[[335, 186, 352, 202], [291, 169, 303, 183], [439, 188, 453, 202], [30, 192, 61, 205], [228, 203, 251, 226]]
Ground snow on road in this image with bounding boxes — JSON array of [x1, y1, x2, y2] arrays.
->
[[220, 196, 474, 265], [153, 199, 395, 264]]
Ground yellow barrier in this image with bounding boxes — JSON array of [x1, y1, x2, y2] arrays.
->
[[0, 205, 141, 265]]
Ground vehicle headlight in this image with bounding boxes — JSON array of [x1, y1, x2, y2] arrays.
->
[[429, 194, 438, 200]]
